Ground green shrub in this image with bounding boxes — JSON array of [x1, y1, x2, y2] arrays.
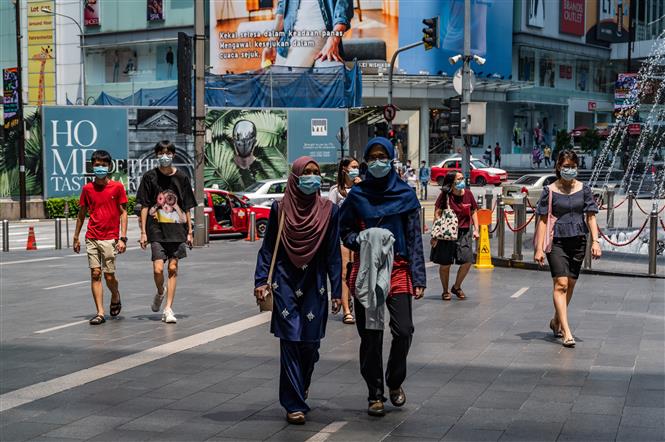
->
[[45, 195, 136, 218]]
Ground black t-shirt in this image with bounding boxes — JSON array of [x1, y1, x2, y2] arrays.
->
[[136, 168, 196, 243]]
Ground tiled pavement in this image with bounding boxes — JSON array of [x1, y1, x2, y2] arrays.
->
[[0, 238, 663, 441]]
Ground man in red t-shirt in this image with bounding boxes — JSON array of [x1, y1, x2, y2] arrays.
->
[[73, 150, 128, 325]]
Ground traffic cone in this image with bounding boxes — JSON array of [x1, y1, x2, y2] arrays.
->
[[244, 226, 260, 241], [26, 226, 37, 250]]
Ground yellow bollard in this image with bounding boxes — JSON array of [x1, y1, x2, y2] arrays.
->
[[475, 209, 494, 269]]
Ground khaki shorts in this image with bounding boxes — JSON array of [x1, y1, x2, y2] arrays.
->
[[85, 238, 117, 273]]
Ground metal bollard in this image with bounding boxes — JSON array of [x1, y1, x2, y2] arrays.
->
[[583, 233, 592, 270], [511, 200, 525, 261], [204, 213, 210, 245], [485, 189, 493, 211], [249, 211, 257, 243], [64, 201, 70, 248], [421, 207, 426, 234], [606, 186, 615, 229], [497, 201, 505, 258], [648, 204, 658, 276], [2, 220, 8, 252], [627, 191, 634, 229], [54, 218, 62, 250]]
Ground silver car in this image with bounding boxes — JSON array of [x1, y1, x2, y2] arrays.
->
[[236, 179, 288, 206], [502, 174, 557, 208]]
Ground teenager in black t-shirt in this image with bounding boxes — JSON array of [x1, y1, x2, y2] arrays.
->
[[137, 140, 196, 324]]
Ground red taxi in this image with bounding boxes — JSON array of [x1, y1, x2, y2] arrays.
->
[[431, 156, 508, 186], [204, 188, 271, 237]]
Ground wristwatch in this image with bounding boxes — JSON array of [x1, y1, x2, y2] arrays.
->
[[119, 237, 128, 243]]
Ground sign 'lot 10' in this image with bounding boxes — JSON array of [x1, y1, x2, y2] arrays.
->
[[42, 106, 129, 198]]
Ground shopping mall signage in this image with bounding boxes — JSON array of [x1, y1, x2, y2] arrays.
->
[[42, 106, 128, 197], [560, 0, 585, 36]]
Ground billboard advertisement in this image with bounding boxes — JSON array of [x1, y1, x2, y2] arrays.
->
[[398, 0, 512, 77], [287, 109, 346, 163], [209, 0, 512, 78], [527, 0, 545, 28], [147, 0, 164, 21], [42, 107, 128, 198], [205, 109, 288, 192], [27, 1, 56, 105], [84, 0, 100, 26], [3, 68, 19, 130], [597, 0, 630, 42]]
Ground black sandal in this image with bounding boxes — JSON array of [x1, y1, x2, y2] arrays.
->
[[451, 286, 466, 300], [89, 315, 106, 325], [110, 300, 122, 317]]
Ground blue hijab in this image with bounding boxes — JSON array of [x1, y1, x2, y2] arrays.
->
[[345, 137, 421, 220]]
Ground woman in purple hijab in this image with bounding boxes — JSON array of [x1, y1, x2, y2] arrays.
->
[[254, 156, 342, 425]]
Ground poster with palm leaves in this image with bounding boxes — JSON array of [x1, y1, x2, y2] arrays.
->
[[205, 109, 287, 192], [0, 108, 43, 197]]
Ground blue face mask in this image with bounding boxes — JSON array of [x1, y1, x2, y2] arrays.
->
[[367, 159, 392, 178], [455, 181, 466, 190], [560, 167, 578, 181], [347, 168, 360, 179], [93, 166, 109, 178], [298, 174, 322, 195]]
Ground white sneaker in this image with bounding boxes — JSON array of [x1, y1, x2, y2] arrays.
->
[[151, 289, 165, 312], [162, 308, 177, 323]]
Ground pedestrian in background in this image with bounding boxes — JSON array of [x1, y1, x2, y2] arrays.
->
[[484, 145, 492, 165], [494, 142, 502, 167], [405, 165, 418, 192], [255, 156, 341, 425], [430, 171, 479, 301], [340, 137, 425, 418], [543, 145, 552, 167], [329, 157, 362, 325], [534, 150, 601, 348], [137, 140, 196, 324], [418, 160, 430, 201], [73, 150, 128, 325]]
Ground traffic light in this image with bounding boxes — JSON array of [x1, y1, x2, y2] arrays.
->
[[422, 17, 440, 50], [449, 96, 461, 136], [177, 32, 192, 135], [388, 128, 396, 144]]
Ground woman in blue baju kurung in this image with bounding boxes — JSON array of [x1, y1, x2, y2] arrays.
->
[[254, 156, 342, 425]]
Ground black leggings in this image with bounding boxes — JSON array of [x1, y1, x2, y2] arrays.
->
[[355, 294, 414, 401]]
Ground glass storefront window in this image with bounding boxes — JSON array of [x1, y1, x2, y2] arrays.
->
[[576, 61, 589, 92], [519, 48, 535, 82], [539, 53, 555, 88], [93, 41, 178, 84]]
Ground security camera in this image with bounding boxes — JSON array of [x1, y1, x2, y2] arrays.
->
[[473, 55, 486, 65], [448, 54, 462, 65]]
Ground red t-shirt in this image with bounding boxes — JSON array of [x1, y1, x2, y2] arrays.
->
[[435, 190, 478, 229], [80, 180, 128, 240]]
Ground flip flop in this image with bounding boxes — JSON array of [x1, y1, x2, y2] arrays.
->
[[343, 313, 355, 324], [549, 319, 563, 338]]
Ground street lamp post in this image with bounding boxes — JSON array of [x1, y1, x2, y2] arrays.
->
[[13, 0, 26, 218], [41, 6, 86, 104]]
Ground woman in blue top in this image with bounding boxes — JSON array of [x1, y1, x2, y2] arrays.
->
[[534, 150, 601, 348], [254, 156, 342, 425]]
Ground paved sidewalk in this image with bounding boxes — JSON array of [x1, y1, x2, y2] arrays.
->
[[0, 239, 663, 441]]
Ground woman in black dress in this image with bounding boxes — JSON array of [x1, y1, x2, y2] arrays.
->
[[534, 150, 601, 348]]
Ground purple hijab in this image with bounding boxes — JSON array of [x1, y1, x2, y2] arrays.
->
[[279, 156, 333, 268]]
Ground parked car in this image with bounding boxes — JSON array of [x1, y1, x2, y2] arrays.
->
[[431, 156, 508, 186], [235, 179, 287, 206], [502, 173, 557, 208], [236, 177, 335, 207], [502, 174, 610, 209], [204, 188, 271, 237]]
